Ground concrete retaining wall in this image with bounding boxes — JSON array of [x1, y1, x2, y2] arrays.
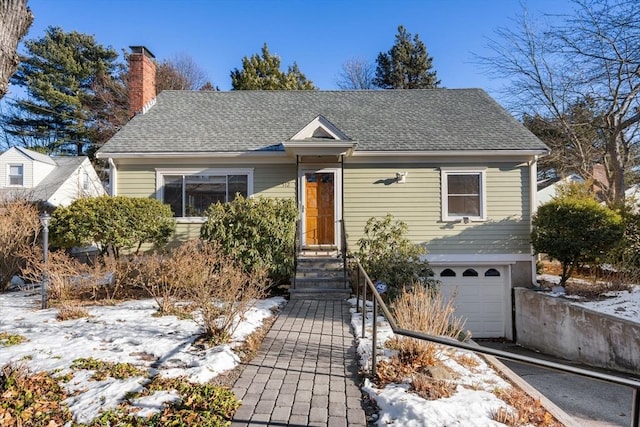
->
[[514, 287, 640, 374]]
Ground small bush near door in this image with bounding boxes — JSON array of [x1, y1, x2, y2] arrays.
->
[[355, 214, 435, 297], [200, 195, 297, 286]]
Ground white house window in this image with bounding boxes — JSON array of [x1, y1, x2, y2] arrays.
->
[[441, 168, 486, 221], [8, 164, 24, 186], [157, 169, 252, 218], [82, 171, 90, 191]]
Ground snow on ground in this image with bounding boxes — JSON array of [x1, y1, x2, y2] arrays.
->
[[348, 298, 514, 427], [538, 274, 640, 323], [0, 287, 285, 424], [5, 276, 632, 426], [575, 286, 640, 321]]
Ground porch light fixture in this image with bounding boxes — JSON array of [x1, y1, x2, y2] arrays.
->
[[39, 212, 51, 309], [395, 171, 408, 183]]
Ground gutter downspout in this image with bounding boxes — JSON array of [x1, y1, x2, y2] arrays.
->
[[341, 154, 345, 250], [529, 156, 538, 285], [108, 158, 117, 196]]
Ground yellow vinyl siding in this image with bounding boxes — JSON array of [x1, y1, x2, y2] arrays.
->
[[253, 165, 296, 198], [116, 166, 156, 198], [116, 163, 295, 199], [115, 162, 296, 243], [343, 162, 531, 255]]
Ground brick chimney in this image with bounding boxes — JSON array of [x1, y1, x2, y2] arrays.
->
[[128, 46, 156, 118]]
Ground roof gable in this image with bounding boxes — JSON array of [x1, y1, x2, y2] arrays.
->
[[289, 115, 351, 141], [6, 147, 57, 166]]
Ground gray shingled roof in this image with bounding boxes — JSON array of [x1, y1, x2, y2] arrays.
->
[[30, 157, 86, 201], [98, 89, 548, 154]]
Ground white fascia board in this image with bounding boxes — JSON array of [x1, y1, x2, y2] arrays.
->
[[96, 151, 290, 160], [425, 253, 534, 265], [351, 149, 548, 157], [283, 141, 357, 157]]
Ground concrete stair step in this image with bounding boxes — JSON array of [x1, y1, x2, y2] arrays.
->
[[296, 270, 344, 279], [289, 288, 351, 300], [297, 259, 344, 266], [294, 278, 347, 289]]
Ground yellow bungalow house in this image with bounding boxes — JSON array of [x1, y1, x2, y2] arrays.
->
[[97, 47, 549, 339]]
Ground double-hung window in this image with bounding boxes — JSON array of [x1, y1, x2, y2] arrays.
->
[[441, 168, 486, 221], [8, 164, 24, 186], [156, 169, 253, 218]]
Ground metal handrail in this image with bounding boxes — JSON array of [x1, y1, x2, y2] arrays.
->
[[340, 219, 348, 287], [293, 219, 301, 289], [352, 258, 640, 427]]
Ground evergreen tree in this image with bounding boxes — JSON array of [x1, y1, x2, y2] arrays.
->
[[374, 25, 440, 89], [230, 43, 315, 90], [4, 26, 125, 155]]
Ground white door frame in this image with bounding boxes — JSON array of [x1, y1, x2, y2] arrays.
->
[[299, 165, 342, 248]]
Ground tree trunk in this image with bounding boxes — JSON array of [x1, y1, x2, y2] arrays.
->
[[0, 0, 33, 98]]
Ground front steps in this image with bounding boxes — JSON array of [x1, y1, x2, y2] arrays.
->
[[289, 251, 351, 300]]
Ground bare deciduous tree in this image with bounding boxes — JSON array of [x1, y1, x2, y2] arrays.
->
[[156, 53, 212, 92], [479, 0, 640, 206], [0, 0, 33, 98], [336, 57, 375, 90]]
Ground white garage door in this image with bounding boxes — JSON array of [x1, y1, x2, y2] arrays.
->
[[433, 265, 509, 339]]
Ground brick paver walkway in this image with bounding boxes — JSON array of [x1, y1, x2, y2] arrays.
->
[[231, 299, 367, 426]]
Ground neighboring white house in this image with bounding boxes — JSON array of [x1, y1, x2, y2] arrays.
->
[[536, 174, 584, 209], [0, 146, 105, 207]]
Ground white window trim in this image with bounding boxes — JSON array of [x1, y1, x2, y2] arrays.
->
[[441, 167, 486, 222], [8, 163, 24, 187], [155, 168, 254, 223]]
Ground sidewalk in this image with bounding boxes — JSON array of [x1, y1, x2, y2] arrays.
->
[[231, 299, 367, 427]]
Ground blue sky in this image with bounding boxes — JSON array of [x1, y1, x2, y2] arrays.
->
[[17, 0, 575, 106]]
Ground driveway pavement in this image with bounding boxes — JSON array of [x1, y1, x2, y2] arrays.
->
[[481, 341, 636, 427]]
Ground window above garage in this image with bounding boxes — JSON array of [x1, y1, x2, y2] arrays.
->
[[440, 168, 486, 222]]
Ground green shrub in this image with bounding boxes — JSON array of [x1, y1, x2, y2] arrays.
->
[[355, 214, 434, 296], [607, 209, 640, 278], [532, 195, 623, 286], [50, 196, 176, 257], [200, 195, 297, 284]]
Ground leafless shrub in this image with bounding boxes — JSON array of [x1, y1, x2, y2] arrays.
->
[[22, 248, 131, 304], [56, 302, 90, 321], [454, 352, 481, 369], [491, 406, 520, 426], [127, 240, 269, 344], [388, 285, 467, 366], [493, 387, 562, 426], [125, 242, 206, 314], [184, 242, 269, 345], [0, 199, 39, 290], [411, 373, 457, 400], [21, 249, 91, 302], [375, 357, 414, 386]]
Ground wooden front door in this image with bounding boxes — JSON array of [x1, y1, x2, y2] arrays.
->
[[305, 172, 335, 245]]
